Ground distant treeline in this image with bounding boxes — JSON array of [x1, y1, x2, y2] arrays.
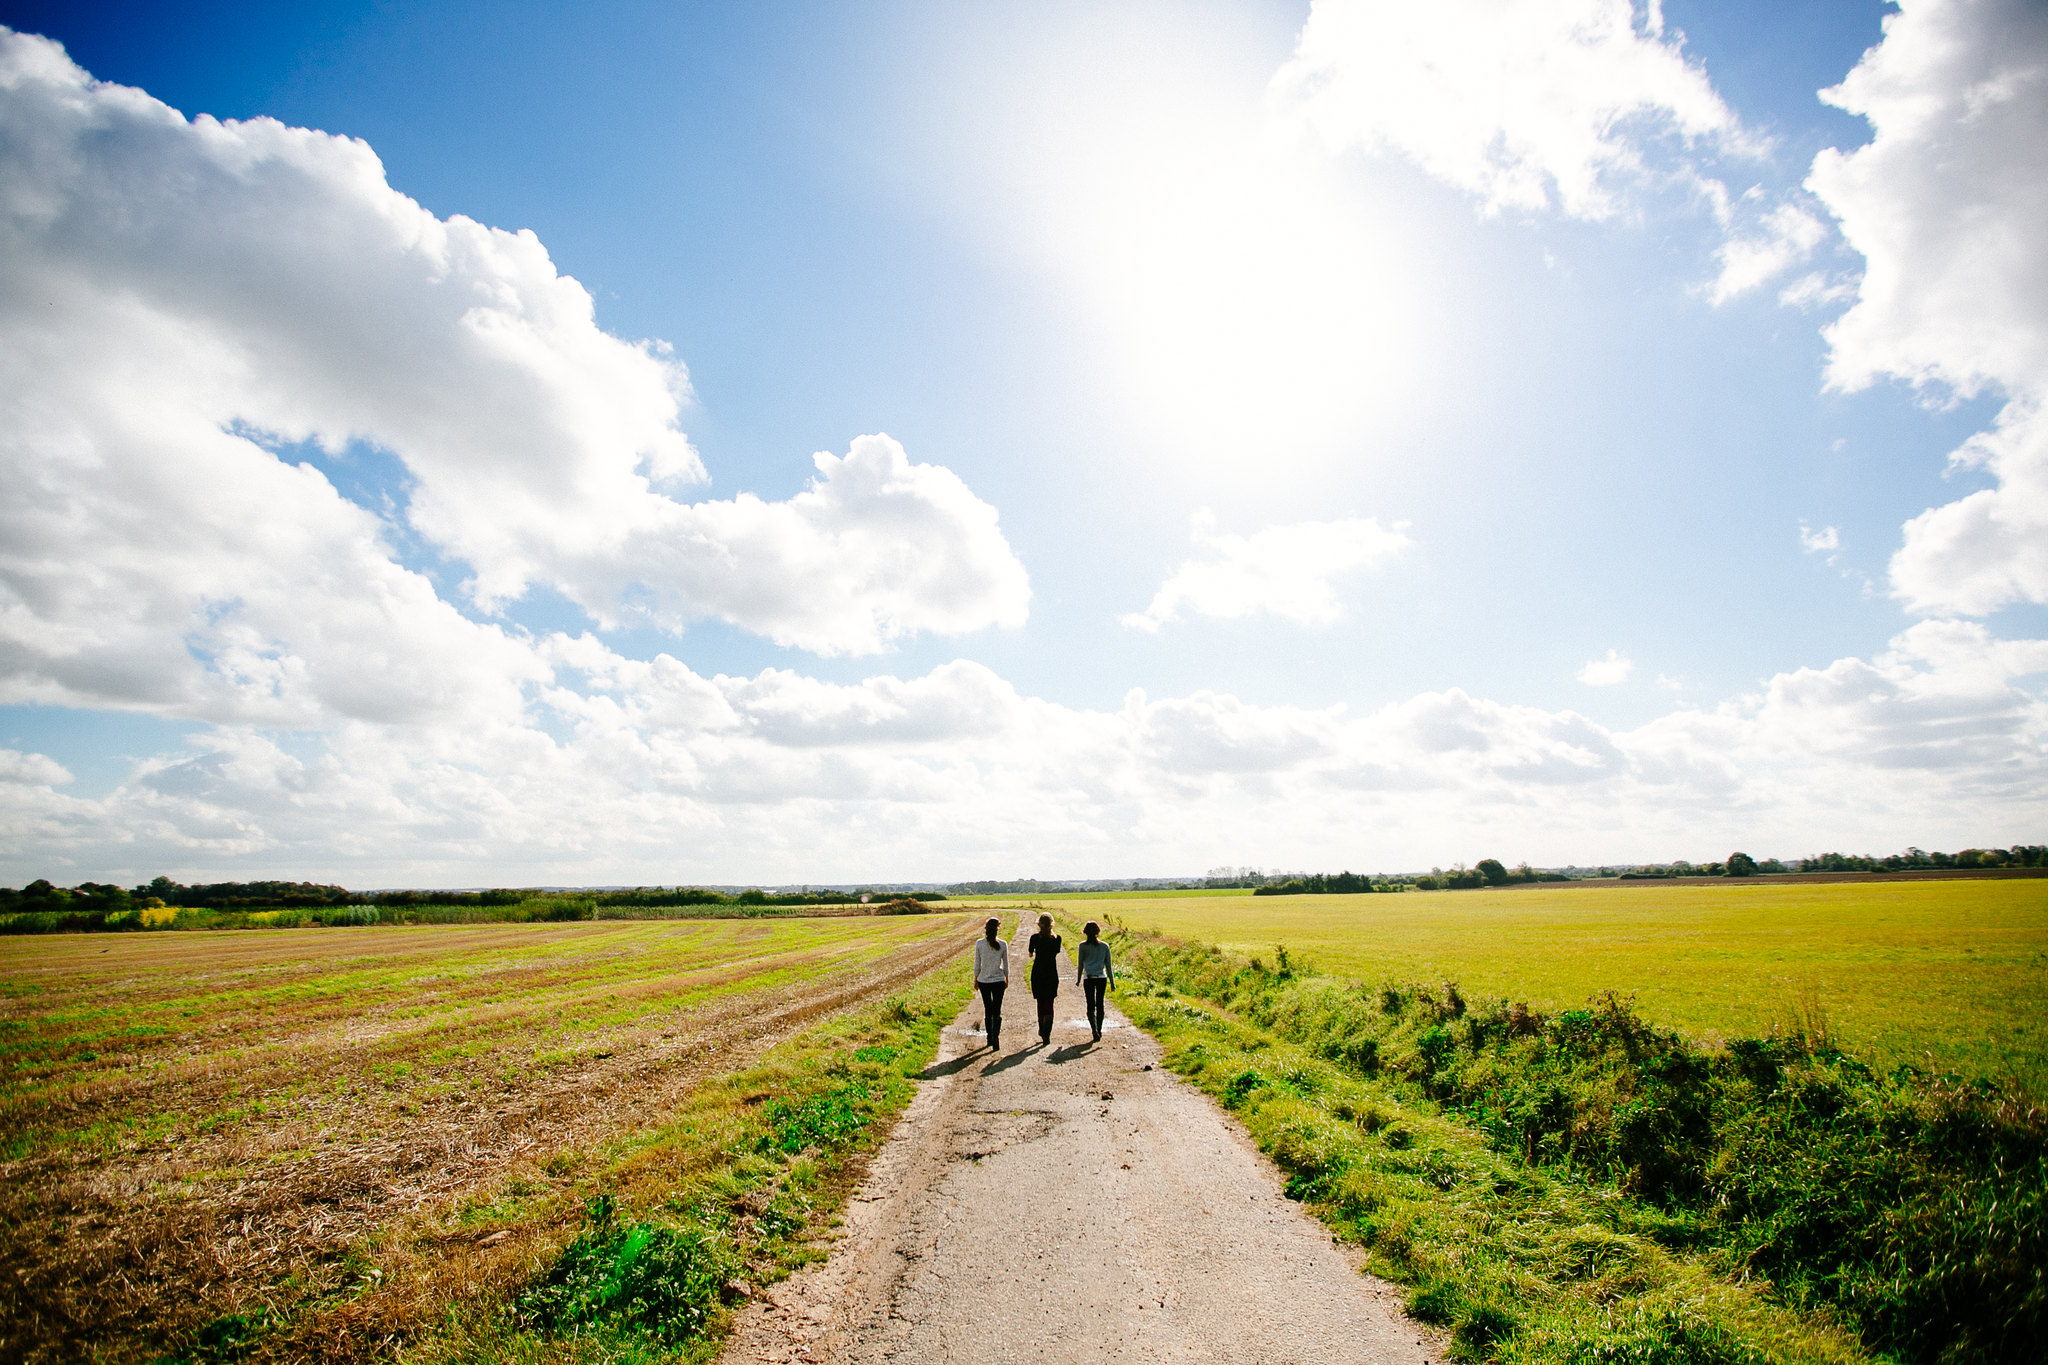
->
[[1255, 845, 2046, 894], [1255, 871, 1401, 896], [0, 877, 945, 934], [1609, 845, 2046, 878], [1257, 860, 1573, 895], [1786, 845, 2043, 872]]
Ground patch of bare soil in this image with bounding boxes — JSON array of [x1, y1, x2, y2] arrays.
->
[[723, 932, 1449, 1365]]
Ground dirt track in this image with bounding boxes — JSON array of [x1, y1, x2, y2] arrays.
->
[[725, 930, 1444, 1364]]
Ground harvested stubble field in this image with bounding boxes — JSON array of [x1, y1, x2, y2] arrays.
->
[[1006, 879, 2048, 1093], [0, 913, 982, 1364]]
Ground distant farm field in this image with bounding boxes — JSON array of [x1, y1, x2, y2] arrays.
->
[[1030, 881, 2048, 1093], [0, 913, 983, 1363]]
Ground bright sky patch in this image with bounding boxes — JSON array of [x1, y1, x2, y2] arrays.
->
[[0, 0, 2043, 882]]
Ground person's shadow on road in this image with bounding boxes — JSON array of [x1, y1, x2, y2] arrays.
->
[[1046, 1041, 1094, 1064], [981, 1042, 1043, 1076], [916, 1050, 986, 1080]]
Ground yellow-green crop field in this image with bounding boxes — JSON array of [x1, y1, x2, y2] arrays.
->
[[0, 912, 986, 1364], [1003, 880, 2048, 1093]]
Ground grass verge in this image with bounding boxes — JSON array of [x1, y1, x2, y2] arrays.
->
[[1102, 924, 2044, 1365]]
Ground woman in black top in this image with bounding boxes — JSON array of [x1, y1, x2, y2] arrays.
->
[[1026, 912, 1062, 1045]]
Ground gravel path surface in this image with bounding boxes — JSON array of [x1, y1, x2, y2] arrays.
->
[[724, 930, 1445, 1364]]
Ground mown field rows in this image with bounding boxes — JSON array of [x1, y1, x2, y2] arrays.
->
[[0, 913, 987, 1364], [998, 880, 2048, 1092]]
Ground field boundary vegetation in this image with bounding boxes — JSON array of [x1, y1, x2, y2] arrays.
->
[[7, 844, 2040, 931], [1095, 919, 2045, 1365], [940, 845, 2048, 899], [1260, 848, 2047, 894], [0, 877, 947, 935]]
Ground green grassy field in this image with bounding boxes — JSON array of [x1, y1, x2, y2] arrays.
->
[[1010, 881, 2048, 1092], [0, 913, 991, 1364]]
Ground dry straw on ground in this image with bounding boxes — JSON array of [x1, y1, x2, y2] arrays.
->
[[0, 915, 978, 1364]]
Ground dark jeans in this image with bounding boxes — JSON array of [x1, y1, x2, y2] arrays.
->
[[1036, 994, 1055, 1042], [978, 981, 1005, 1045], [1084, 977, 1108, 1034]]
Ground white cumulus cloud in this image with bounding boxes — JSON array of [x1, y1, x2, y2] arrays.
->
[[612, 434, 1030, 655], [1277, 0, 1753, 222], [1122, 510, 1410, 632], [1799, 523, 1840, 554], [1803, 0, 2048, 616], [6, 621, 2041, 885], [1577, 649, 1635, 686], [0, 27, 1027, 710], [1707, 199, 1829, 304], [0, 749, 71, 786]]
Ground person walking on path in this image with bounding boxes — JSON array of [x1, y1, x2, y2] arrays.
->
[[1075, 920, 1114, 1042], [973, 918, 1008, 1051], [1026, 913, 1062, 1046]]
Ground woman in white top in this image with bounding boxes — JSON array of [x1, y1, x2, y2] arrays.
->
[[973, 918, 1008, 1051]]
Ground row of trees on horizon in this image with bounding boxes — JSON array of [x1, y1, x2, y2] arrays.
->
[[1245, 844, 2047, 895], [2, 841, 2041, 922], [0, 877, 948, 922]]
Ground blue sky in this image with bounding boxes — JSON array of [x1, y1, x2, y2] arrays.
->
[[1, 0, 2043, 884]]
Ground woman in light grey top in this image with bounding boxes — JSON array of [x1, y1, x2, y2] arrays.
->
[[973, 918, 1008, 1051], [1075, 920, 1114, 1042]]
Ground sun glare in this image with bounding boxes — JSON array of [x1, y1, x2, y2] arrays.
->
[[931, 7, 1434, 468], [1079, 124, 1419, 460]]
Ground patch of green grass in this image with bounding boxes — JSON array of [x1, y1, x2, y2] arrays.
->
[[1065, 881, 2048, 1093], [455, 1176, 550, 1230], [517, 1194, 736, 1346], [756, 1082, 874, 1155], [149, 1305, 287, 1364]]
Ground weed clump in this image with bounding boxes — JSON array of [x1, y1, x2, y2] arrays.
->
[[757, 1081, 874, 1154], [518, 1194, 735, 1345]]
